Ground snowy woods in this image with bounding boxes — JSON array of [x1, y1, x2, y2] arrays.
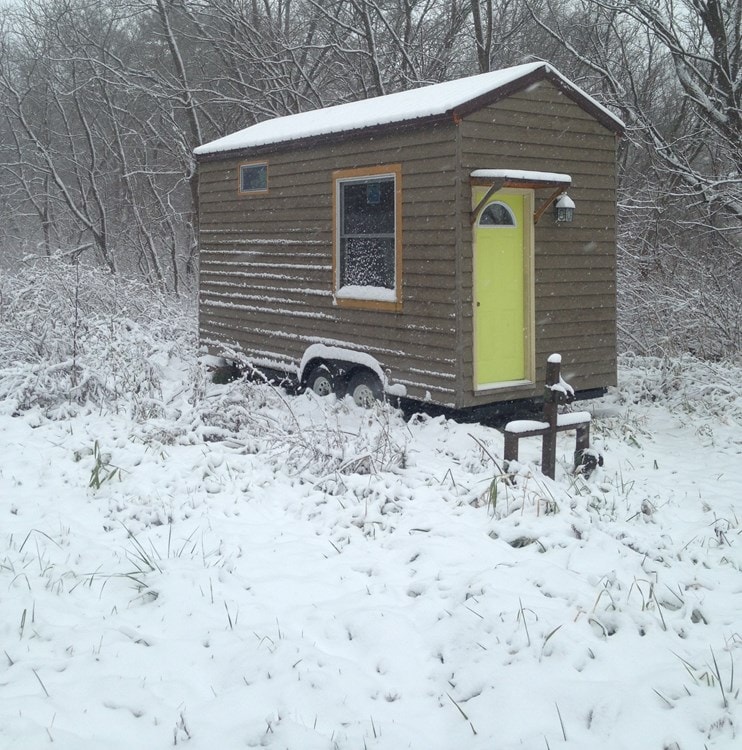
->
[[2, 5, 742, 748], [0, 0, 740, 357]]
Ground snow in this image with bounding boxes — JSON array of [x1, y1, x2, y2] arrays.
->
[[202, 299, 334, 320], [548, 353, 563, 363], [2, 264, 742, 750], [334, 285, 398, 303], [548, 375, 576, 397], [195, 63, 624, 155], [557, 411, 592, 427], [298, 343, 386, 386], [204, 238, 326, 246], [471, 169, 571, 184], [505, 418, 549, 434], [503, 411, 592, 436], [555, 194, 576, 209], [385, 383, 407, 398]]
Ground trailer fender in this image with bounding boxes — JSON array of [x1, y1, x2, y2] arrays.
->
[[298, 344, 386, 387]]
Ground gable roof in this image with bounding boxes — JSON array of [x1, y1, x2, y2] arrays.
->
[[194, 62, 624, 158]]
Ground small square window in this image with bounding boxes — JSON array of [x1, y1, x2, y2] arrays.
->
[[239, 162, 268, 193]]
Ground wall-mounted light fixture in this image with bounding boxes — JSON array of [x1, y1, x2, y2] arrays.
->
[[554, 193, 575, 223]]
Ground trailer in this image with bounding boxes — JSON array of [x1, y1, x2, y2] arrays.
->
[[194, 61, 623, 412]]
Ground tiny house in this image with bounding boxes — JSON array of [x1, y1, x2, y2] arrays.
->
[[194, 62, 624, 411]]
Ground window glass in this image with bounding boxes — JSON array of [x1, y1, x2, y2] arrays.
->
[[240, 163, 268, 193], [479, 201, 515, 226], [339, 176, 395, 289]]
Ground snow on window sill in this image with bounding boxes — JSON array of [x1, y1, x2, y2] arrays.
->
[[335, 285, 398, 303]]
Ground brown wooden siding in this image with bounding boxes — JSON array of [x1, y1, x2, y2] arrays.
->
[[457, 80, 618, 406], [198, 78, 618, 408], [198, 121, 460, 404]]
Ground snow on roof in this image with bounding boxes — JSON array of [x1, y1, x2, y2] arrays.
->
[[195, 62, 624, 156], [471, 169, 571, 184]]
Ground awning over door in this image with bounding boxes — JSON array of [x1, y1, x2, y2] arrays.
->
[[470, 169, 571, 223]]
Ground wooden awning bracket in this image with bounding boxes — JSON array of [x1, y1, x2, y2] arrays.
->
[[534, 186, 568, 224], [470, 179, 505, 223]]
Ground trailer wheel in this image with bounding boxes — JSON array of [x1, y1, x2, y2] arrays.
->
[[305, 365, 335, 397], [347, 370, 382, 408]]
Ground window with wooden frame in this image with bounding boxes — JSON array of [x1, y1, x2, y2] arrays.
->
[[333, 164, 402, 311], [239, 161, 268, 194]]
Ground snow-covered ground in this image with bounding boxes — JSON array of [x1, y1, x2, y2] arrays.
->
[[1, 262, 741, 749]]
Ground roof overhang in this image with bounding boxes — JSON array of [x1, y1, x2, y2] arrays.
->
[[195, 62, 624, 161]]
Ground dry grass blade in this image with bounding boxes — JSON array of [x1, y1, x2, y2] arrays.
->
[[32, 668, 50, 697], [555, 702, 567, 741], [518, 598, 532, 646], [540, 624, 563, 659], [653, 688, 674, 707], [446, 693, 477, 735], [709, 648, 728, 708], [18, 529, 61, 553]]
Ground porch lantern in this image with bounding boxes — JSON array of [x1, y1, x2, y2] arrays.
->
[[554, 193, 575, 223]]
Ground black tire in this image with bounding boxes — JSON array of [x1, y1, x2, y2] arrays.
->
[[305, 365, 335, 397], [347, 369, 383, 408]]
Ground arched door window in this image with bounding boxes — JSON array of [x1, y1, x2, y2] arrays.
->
[[478, 201, 516, 227]]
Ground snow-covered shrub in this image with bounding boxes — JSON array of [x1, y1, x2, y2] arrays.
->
[[0, 255, 195, 414], [183, 375, 409, 478], [0, 255, 408, 477], [616, 354, 742, 423], [617, 213, 742, 360]]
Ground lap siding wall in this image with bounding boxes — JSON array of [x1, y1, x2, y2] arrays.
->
[[198, 121, 461, 404]]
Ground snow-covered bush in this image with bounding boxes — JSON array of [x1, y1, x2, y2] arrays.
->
[[146, 374, 410, 478], [616, 354, 742, 423], [617, 217, 742, 360], [0, 255, 409, 478], [0, 255, 195, 414]]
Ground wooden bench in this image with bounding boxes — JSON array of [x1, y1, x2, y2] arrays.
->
[[503, 354, 594, 479]]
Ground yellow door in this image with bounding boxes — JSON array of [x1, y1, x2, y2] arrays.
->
[[473, 188, 529, 387]]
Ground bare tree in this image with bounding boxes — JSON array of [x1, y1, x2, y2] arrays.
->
[[524, 0, 741, 356], [0, 0, 737, 361], [527, 0, 741, 238], [469, 0, 544, 72], [0, 1, 118, 272]]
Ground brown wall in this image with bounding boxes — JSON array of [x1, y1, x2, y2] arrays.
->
[[198, 121, 462, 404], [457, 80, 618, 407], [198, 79, 618, 408]]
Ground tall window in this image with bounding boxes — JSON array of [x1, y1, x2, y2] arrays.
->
[[334, 165, 402, 310]]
